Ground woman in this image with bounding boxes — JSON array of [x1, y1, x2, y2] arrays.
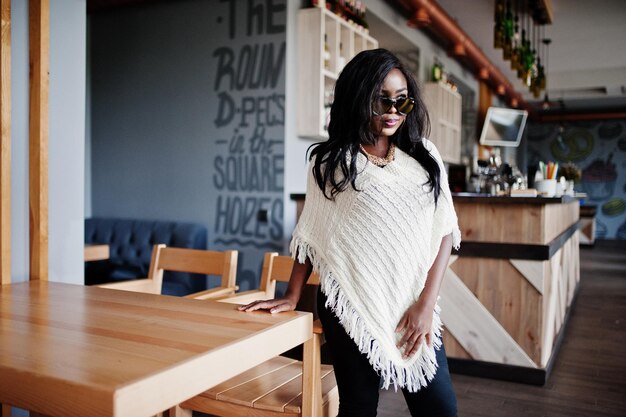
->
[[240, 48, 461, 417]]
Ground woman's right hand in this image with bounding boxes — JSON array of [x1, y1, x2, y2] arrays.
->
[[237, 296, 298, 314]]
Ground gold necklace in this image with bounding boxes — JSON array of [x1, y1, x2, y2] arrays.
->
[[360, 143, 395, 167]]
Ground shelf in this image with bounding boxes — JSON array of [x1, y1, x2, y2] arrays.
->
[[422, 82, 462, 164], [297, 6, 378, 139]]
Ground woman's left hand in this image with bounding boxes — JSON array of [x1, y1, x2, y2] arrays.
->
[[395, 298, 434, 359]]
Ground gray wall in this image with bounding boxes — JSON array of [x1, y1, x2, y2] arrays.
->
[[11, 0, 86, 286], [90, 0, 286, 289]]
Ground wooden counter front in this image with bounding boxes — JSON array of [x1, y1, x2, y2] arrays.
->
[[441, 195, 580, 384]]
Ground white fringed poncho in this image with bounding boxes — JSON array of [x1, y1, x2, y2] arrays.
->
[[290, 139, 461, 392]]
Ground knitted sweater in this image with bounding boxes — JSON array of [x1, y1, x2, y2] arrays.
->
[[290, 139, 461, 392]]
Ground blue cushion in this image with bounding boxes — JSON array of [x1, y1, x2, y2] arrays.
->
[[85, 218, 208, 296]]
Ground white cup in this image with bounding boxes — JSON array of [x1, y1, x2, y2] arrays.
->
[[535, 179, 557, 197]]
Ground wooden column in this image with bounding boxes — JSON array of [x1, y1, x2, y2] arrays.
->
[[0, 2, 10, 417], [28, 0, 48, 281], [0, 0, 10, 287], [477, 80, 492, 139]]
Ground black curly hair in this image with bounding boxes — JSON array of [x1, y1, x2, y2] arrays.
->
[[308, 48, 441, 203]]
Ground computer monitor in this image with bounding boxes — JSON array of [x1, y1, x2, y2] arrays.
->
[[479, 107, 528, 147]]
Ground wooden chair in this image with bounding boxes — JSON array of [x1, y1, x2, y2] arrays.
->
[[171, 252, 338, 417], [98, 244, 238, 299], [214, 250, 283, 304]]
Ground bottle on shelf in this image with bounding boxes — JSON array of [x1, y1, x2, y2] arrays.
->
[[338, 42, 346, 70], [333, 0, 345, 20], [343, 0, 357, 27], [324, 33, 331, 70], [327, 0, 368, 32], [323, 88, 334, 131], [431, 58, 442, 82]]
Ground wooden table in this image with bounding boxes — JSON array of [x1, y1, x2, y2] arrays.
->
[[84, 244, 110, 261], [0, 281, 312, 417]]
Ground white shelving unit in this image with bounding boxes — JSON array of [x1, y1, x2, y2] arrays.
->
[[297, 6, 378, 139], [422, 82, 462, 164]]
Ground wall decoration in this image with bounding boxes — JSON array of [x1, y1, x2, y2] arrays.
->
[[210, 0, 287, 290], [601, 198, 626, 217], [526, 120, 626, 240], [550, 128, 594, 162], [90, 0, 288, 292], [582, 154, 617, 201]]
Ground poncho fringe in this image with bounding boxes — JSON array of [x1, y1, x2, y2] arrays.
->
[[290, 236, 444, 392]]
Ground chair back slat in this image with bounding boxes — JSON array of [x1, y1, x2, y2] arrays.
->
[[271, 255, 297, 283], [146, 244, 166, 290], [158, 247, 224, 275], [257, 255, 321, 300], [271, 255, 320, 286], [256, 253, 322, 300], [157, 247, 238, 289]]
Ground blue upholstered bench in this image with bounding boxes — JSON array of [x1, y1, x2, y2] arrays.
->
[[85, 218, 208, 296]]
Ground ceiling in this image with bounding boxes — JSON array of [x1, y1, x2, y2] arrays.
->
[[87, 0, 626, 115], [421, 0, 626, 114]]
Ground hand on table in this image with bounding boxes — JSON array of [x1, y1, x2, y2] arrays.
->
[[238, 296, 298, 314]]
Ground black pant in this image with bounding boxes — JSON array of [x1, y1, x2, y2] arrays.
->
[[317, 289, 458, 417]]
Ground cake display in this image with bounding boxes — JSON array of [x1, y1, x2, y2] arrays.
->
[[582, 153, 618, 201]]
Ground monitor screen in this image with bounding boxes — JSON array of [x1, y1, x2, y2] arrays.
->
[[479, 107, 528, 147]]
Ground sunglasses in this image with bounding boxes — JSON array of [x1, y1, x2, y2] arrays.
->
[[373, 96, 415, 116]]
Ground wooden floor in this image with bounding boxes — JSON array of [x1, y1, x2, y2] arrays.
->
[[379, 239, 626, 417]]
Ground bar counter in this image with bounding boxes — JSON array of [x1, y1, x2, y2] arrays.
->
[[442, 193, 580, 384]]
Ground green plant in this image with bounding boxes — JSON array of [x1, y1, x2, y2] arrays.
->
[[559, 162, 582, 182]]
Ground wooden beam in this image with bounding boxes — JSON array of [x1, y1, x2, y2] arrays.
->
[[476, 80, 491, 139], [0, 1, 9, 408], [535, 0, 553, 25], [29, 0, 49, 281], [0, 0, 10, 287]]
